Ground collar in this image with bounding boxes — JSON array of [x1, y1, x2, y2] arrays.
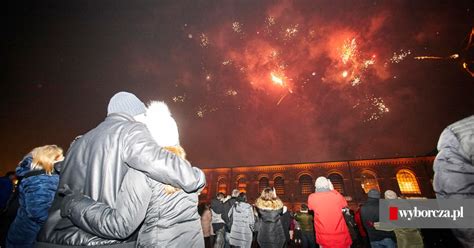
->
[[106, 112, 135, 122]]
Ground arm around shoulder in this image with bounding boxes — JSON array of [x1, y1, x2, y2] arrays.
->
[[122, 123, 206, 193]]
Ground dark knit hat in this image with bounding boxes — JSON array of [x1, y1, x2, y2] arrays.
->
[[367, 189, 381, 199], [107, 92, 146, 116]]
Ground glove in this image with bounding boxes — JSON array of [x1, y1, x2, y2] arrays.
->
[[58, 184, 83, 218]]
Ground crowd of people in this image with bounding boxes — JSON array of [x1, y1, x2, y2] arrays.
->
[[0, 91, 472, 248]]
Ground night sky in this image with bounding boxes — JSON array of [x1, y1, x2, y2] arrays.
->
[[2, 0, 474, 173]]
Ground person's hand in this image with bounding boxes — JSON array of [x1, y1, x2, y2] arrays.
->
[[58, 184, 83, 218]]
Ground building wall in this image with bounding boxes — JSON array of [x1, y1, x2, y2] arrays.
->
[[199, 156, 435, 211]]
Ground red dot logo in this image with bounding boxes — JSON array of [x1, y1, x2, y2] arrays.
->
[[389, 206, 398, 221]]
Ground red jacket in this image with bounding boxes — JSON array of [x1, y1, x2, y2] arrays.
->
[[308, 190, 352, 248]]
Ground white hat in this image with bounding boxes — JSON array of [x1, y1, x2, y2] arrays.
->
[[384, 190, 398, 199], [144, 101, 179, 147], [315, 176, 333, 192]]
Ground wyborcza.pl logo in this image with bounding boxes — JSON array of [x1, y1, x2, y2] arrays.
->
[[388, 206, 463, 221], [379, 199, 474, 228]]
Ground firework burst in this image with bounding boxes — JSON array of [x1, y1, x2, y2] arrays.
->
[[200, 33, 209, 47]]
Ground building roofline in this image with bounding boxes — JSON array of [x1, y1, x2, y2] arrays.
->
[[199, 155, 436, 170]]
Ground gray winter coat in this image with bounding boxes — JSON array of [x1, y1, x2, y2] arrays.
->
[[434, 115, 474, 199], [37, 113, 206, 247], [228, 202, 254, 248], [433, 115, 474, 248], [62, 168, 204, 248]]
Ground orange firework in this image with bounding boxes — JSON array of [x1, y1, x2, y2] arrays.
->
[[341, 38, 357, 64], [271, 72, 284, 86], [342, 70, 349, 78]]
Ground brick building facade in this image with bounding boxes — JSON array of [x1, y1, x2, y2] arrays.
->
[[199, 156, 436, 210]]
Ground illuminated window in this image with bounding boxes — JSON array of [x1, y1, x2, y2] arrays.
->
[[328, 173, 345, 195], [397, 170, 421, 195], [217, 178, 227, 194], [259, 177, 269, 193], [237, 177, 247, 193], [360, 171, 380, 193], [299, 175, 313, 195], [274, 176, 285, 195]]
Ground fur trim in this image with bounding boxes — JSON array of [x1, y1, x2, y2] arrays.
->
[[255, 197, 284, 210], [144, 101, 179, 147]]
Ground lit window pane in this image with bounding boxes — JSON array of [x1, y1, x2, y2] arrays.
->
[[397, 170, 421, 195], [238, 178, 247, 193], [361, 172, 380, 193]]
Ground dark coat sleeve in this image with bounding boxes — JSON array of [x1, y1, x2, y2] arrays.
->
[[211, 199, 224, 214], [122, 124, 206, 193]]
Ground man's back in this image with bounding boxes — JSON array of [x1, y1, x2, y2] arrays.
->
[[307, 190, 351, 248], [38, 113, 144, 246]]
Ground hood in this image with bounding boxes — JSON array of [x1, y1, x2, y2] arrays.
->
[[16, 154, 33, 177], [255, 197, 284, 210], [437, 128, 460, 151], [234, 202, 252, 213]]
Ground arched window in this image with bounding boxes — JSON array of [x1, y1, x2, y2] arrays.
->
[[328, 173, 345, 195], [299, 174, 313, 195], [274, 176, 285, 195], [237, 177, 247, 193], [217, 178, 227, 194], [360, 171, 380, 193], [397, 170, 421, 195], [259, 177, 269, 193]]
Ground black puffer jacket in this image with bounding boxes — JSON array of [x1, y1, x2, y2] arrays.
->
[[37, 113, 205, 247]]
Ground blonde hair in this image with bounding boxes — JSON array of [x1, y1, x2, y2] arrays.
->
[[163, 145, 186, 194], [31, 145, 63, 174], [164, 145, 186, 160], [255, 187, 284, 210]]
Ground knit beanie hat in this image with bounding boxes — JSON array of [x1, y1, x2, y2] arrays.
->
[[384, 190, 398, 199], [367, 189, 381, 199], [107, 92, 146, 116], [315, 177, 333, 192]]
